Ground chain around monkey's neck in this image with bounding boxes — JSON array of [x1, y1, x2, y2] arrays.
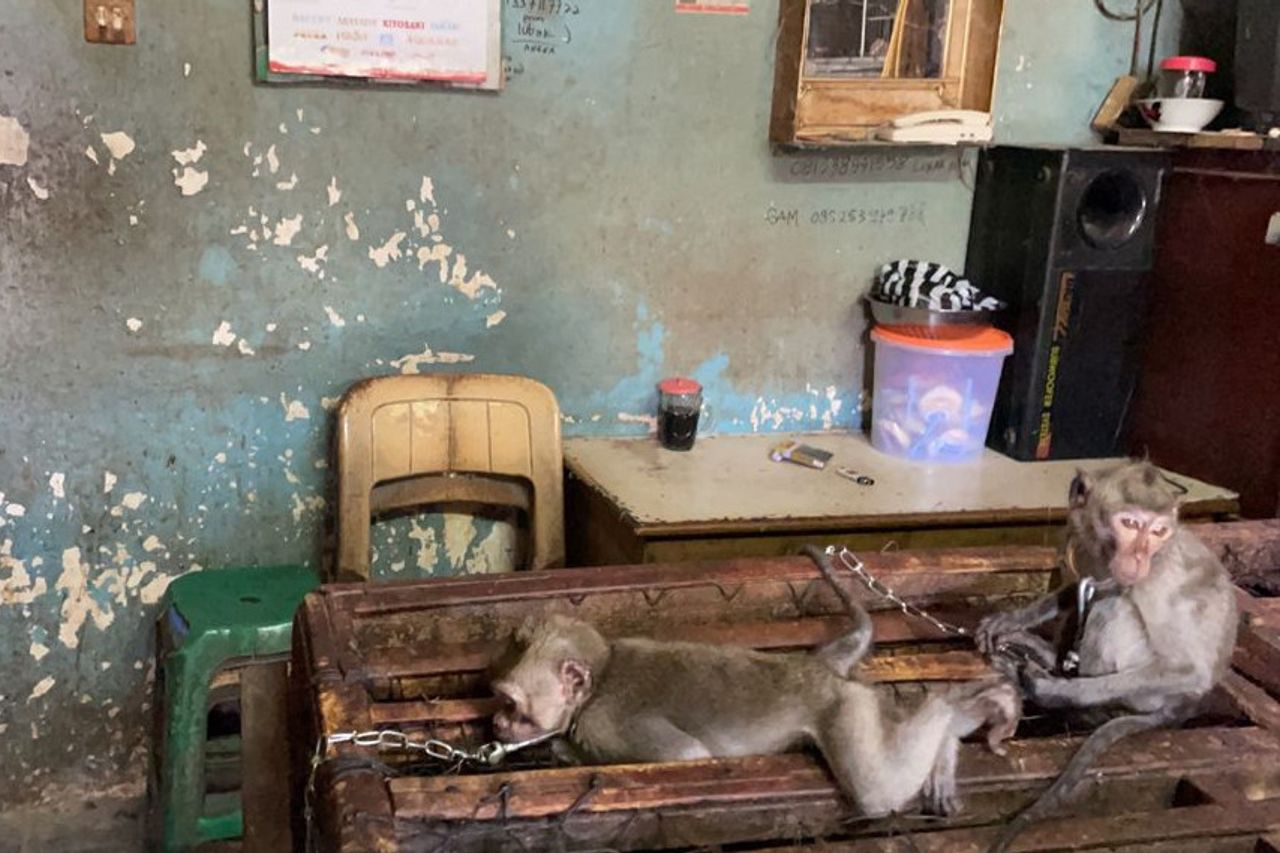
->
[[1062, 534, 1110, 582], [1064, 533, 1127, 591]]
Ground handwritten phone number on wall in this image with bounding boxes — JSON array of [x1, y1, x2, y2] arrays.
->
[[505, 0, 581, 14], [786, 156, 954, 178], [765, 204, 926, 227]]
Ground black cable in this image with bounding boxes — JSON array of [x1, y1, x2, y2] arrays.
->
[[1146, 0, 1165, 79], [1093, 0, 1158, 21]]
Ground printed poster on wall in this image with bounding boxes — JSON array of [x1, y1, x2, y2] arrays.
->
[[267, 0, 501, 86], [675, 0, 749, 14]]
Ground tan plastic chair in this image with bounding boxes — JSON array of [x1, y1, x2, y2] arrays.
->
[[335, 374, 564, 581]]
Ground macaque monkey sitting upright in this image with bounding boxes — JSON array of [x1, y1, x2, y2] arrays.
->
[[491, 611, 1019, 818], [977, 461, 1239, 852]]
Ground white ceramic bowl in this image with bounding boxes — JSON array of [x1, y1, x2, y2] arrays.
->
[[1136, 97, 1224, 133]]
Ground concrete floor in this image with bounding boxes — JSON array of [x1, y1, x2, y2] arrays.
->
[[0, 796, 145, 853]]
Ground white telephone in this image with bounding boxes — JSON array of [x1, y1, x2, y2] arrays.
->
[[874, 110, 993, 144]]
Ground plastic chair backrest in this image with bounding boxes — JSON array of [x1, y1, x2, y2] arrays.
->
[[335, 374, 564, 581]]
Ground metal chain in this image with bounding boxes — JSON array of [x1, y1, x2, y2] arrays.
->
[[319, 727, 559, 769], [304, 728, 560, 850], [827, 545, 970, 638]]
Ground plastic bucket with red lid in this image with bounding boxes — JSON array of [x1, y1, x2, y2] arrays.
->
[[869, 326, 1013, 463]]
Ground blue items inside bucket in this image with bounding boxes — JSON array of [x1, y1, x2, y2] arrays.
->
[[901, 376, 980, 461]]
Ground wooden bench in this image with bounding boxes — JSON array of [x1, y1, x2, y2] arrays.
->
[[292, 520, 1280, 852]]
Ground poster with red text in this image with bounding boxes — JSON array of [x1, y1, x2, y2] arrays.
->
[[675, 0, 750, 14], [268, 0, 500, 86]]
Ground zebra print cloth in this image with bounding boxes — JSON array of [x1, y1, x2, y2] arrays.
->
[[872, 260, 1004, 312]]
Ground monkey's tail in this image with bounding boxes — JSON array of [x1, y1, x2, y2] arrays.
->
[[987, 708, 1182, 853], [802, 544, 874, 673]]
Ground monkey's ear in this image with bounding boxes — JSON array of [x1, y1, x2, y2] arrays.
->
[[1069, 471, 1092, 508], [560, 658, 592, 701]]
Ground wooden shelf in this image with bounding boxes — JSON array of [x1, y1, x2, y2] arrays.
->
[[776, 136, 991, 150], [1111, 127, 1280, 151]]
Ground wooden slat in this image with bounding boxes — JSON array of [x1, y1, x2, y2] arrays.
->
[[1220, 671, 1280, 734], [1235, 592, 1280, 696], [797, 799, 1280, 851], [1207, 520, 1280, 593], [862, 649, 989, 681], [370, 697, 499, 725], [328, 521, 1279, 620], [1246, 597, 1280, 627], [351, 613, 988, 683], [342, 584, 1034, 669], [241, 661, 292, 853], [1116, 126, 1269, 151], [387, 726, 1278, 821], [335, 546, 1060, 617], [366, 649, 991, 725], [1179, 772, 1280, 806]]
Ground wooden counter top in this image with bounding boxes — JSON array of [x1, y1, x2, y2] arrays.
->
[[565, 432, 1238, 538]]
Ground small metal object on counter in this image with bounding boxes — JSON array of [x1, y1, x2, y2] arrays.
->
[[769, 440, 833, 469], [656, 377, 702, 451], [834, 466, 875, 486]]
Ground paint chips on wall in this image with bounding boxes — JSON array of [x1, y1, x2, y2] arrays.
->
[[267, 0, 501, 85], [675, 0, 749, 14]]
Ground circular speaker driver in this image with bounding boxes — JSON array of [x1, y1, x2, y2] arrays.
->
[[1077, 169, 1149, 250]]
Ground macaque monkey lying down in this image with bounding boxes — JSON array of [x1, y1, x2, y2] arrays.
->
[[491, 612, 1019, 817]]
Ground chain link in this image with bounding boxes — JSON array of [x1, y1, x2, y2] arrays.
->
[[827, 545, 971, 638], [319, 728, 558, 769], [304, 728, 560, 850]]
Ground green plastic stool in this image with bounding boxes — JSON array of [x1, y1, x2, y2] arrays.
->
[[150, 564, 319, 852]]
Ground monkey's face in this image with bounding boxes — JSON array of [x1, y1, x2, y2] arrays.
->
[[491, 657, 591, 742], [1108, 509, 1174, 586]]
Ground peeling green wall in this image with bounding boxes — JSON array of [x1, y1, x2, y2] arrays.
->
[[0, 0, 1173, 801]]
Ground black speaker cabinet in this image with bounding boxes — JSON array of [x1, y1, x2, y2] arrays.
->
[[967, 147, 1170, 461], [1237, 0, 1280, 118]]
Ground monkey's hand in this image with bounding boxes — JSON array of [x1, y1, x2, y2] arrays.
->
[[975, 609, 1030, 655], [988, 650, 1020, 682], [980, 680, 1022, 756], [1019, 665, 1071, 708]]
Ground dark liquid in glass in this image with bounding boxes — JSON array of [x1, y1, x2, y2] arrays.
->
[[658, 407, 699, 451]]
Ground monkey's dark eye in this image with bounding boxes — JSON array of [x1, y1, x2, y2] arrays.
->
[[1120, 516, 1141, 530], [1152, 525, 1168, 537]]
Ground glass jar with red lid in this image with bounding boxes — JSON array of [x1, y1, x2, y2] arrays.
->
[[656, 377, 702, 451], [1158, 56, 1216, 99]]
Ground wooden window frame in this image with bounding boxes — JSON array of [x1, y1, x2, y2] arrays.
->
[[770, 0, 1005, 146]]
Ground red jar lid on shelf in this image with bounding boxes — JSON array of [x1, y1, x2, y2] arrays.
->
[[1161, 56, 1216, 73], [658, 377, 701, 395]]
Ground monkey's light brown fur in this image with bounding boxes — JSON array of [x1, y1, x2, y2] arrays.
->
[[493, 613, 1018, 818]]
